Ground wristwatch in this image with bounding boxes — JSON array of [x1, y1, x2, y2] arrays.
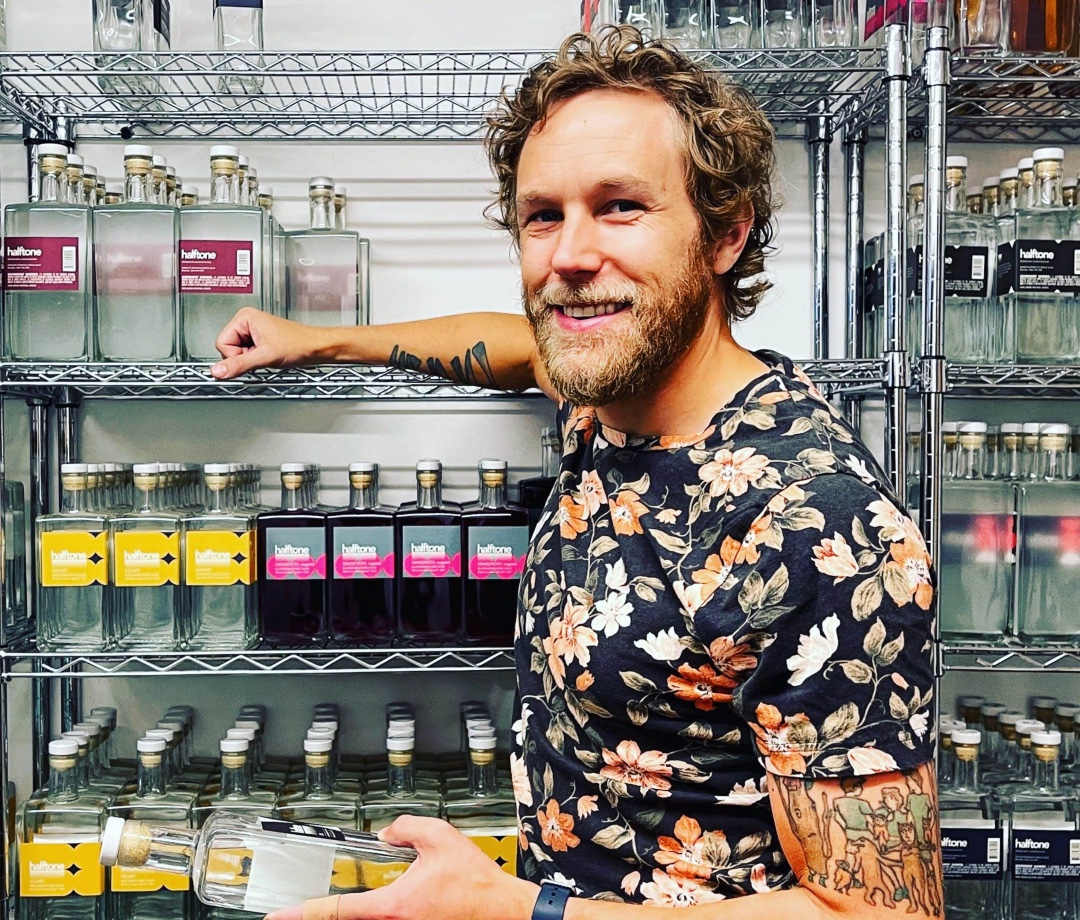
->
[[532, 879, 573, 920]]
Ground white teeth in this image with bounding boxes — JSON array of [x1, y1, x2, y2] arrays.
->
[[562, 302, 626, 319]]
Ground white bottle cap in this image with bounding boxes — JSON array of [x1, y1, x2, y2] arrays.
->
[[167, 704, 194, 714], [1031, 730, 1062, 746], [1023, 422, 1042, 435], [157, 720, 184, 734], [227, 728, 256, 741], [941, 422, 958, 433], [220, 738, 249, 753], [74, 722, 102, 737], [980, 703, 1007, 716], [137, 737, 167, 753], [945, 155, 968, 169], [1033, 695, 1059, 706], [349, 462, 377, 473], [166, 165, 177, 178], [60, 463, 89, 474], [1056, 704, 1080, 717], [479, 459, 507, 471], [1018, 157, 1034, 170], [234, 720, 260, 731], [38, 143, 69, 157], [49, 739, 79, 756], [106, 183, 124, 196], [304, 739, 334, 754], [152, 155, 166, 168], [146, 728, 174, 742], [90, 706, 117, 721], [100, 817, 127, 867], [307, 728, 335, 741], [469, 735, 498, 751], [132, 463, 159, 475], [182, 185, 200, 197], [386, 737, 415, 752], [950, 729, 981, 745], [999, 711, 1025, 726], [210, 145, 240, 159], [386, 726, 415, 739], [1016, 719, 1045, 733], [334, 184, 347, 196], [83, 165, 98, 178], [66, 154, 84, 167], [958, 695, 985, 706], [238, 155, 249, 168], [248, 167, 257, 179], [983, 177, 1000, 190], [1000, 422, 1023, 434], [62, 730, 89, 744], [204, 463, 230, 475], [280, 463, 305, 473], [313, 719, 339, 731], [1066, 179, 1079, 189], [1034, 147, 1065, 162], [1000, 167, 1020, 181], [416, 459, 442, 472], [309, 176, 334, 189], [1041, 423, 1071, 436], [908, 173, 924, 187], [957, 421, 987, 433], [260, 186, 274, 196]]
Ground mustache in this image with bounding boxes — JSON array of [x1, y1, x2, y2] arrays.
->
[[531, 280, 638, 309]]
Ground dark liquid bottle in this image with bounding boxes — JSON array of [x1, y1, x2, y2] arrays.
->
[[395, 460, 462, 645], [517, 426, 560, 533], [256, 464, 328, 647], [327, 462, 395, 646], [462, 460, 529, 645]]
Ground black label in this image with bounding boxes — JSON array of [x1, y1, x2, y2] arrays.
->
[[1011, 828, 1080, 879], [999, 238, 1080, 295], [941, 827, 1004, 879], [259, 819, 347, 842], [996, 241, 1015, 296], [215, 0, 263, 7], [907, 246, 923, 298], [154, 0, 171, 43], [907, 245, 989, 298]]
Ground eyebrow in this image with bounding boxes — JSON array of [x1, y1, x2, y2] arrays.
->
[[515, 176, 655, 215]]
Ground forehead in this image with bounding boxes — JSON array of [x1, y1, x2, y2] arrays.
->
[[516, 88, 686, 195]]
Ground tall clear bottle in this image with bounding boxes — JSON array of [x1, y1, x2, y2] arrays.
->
[[193, 740, 276, 828], [443, 732, 517, 875], [4, 145, 93, 360], [1006, 148, 1080, 363], [109, 463, 181, 651], [661, 0, 706, 47], [358, 736, 442, 833], [94, 145, 179, 361], [92, 0, 144, 97], [285, 177, 363, 327], [182, 464, 258, 651], [760, 0, 804, 45], [214, 0, 265, 94], [581, 0, 661, 35], [274, 739, 360, 829], [180, 146, 265, 361], [35, 464, 109, 652], [709, 0, 752, 44]]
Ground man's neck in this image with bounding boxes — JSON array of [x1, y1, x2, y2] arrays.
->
[[593, 317, 769, 438]]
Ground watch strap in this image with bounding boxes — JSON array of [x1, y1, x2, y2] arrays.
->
[[532, 880, 572, 920]]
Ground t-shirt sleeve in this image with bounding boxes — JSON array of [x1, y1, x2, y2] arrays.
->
[[728, 472, 936, 779]]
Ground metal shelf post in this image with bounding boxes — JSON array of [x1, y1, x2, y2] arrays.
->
[[842, 124, 867, 430], [54, 391, 81, 729], [26, 401, 50, 790], [808, 111, 833, 360]]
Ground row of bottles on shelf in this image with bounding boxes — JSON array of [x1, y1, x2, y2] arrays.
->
[[914, 417, 1080, 646], [3, 144, 370, 364], [866, 148, 1080, 365], [940, 695, 1080, 920], [34, 437, 560, 653], [19, 698, 514, 919]]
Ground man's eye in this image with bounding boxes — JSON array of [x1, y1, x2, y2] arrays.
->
[[525, 209, 560, 226], [608, 200, 644, 215]]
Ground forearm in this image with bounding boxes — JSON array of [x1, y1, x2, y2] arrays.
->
[[316, 312, 540, 391], [562, 887, 828, 920]]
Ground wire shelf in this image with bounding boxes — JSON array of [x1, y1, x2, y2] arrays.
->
[[946, 363, 1080, 398], [0, 645, 516, 678], [0, 48, 884, 141], [0, 359, 884, 400], [943, 643, 1080, 672]]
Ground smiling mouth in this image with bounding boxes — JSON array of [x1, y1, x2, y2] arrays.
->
[[557, 302, 632, 319]]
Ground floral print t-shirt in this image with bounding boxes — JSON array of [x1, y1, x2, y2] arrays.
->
[[512, 350, 936, 905]]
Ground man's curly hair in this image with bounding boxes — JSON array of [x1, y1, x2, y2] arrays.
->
[[485, 26, 778, 323]]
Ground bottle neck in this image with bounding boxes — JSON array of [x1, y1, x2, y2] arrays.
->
[[479, 479, 507, 509], [61, 484, 87, 514], [137, 755, 167, 799], [137, 483, 159, 513], [74, 749, 91, 790], [219, 756, 251, 800], [205, 481, 230, 514], [125, 170, 151, 204], [304, 757, 334, 799], [945, 171, 967, 213], [45, 760, 79, 803], [416, 478, 442, 509], [39, 168, 64, 204], [387, 752, 417, 796], [310, 195, 333, 230], [467, 752, 500, 797], [281, 483, 303, 511], [950, 751, 981, 793], [1034, 167, 1064, 209], [349, 482, 377, 510], [1032, 751, 1060, 792], [211, 168, 238, 205]]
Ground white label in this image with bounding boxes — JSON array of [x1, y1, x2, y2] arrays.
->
[[971, 254, 985, 281], [61, 246, 77, 273], [242, 842, 334, 914], [1071, 839, 1080, 865], [236, 249, 251, 277], [1073, 247, 1080, 276], [988, 837, 1001, 863]]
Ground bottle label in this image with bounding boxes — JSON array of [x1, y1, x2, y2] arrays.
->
[[215, 0, 263, 7], [179, 240, 254, 295], [907, 244, 990, 298], [905, 245, 922, 299], [205, 848, 253, 887], [264, 527, 326, 580], [1011, 828, 1080, 879], [3, 236, 80, 292], [154, 0, 171, 43], [332, 526, 394, 579], [96, 240, 175, 298], [258, 819, 347, 841], [110, 866, 189, 893], [402, 525, 461, 578], [459, 830, 518, 875], [467, 526, 529, 580], [185, 530, 255, 586], [40, 531, 108, 587], [940, 826, 1003, 879], [113, 532, 181, 587], [999, 238, 1080, 295], [19, 841, 104, 897]]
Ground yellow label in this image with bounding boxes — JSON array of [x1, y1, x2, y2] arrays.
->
[[185, 531, 255, 586], [19, 842, 105, 897], [204, 847, 252, 887], [40, 532, 108, 587], [330, 854, 361, 890], [109, 866, 189, 893], [114, 532, 180, 587], [359, 859, 412, 889], [462, 833, 518, 875]]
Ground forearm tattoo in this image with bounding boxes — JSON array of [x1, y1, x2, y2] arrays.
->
[[388, 341, 498, 388], [776, 767, 942, 916]]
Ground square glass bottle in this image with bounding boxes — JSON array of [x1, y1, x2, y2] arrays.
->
[[358, 737, 442, 834], [443, 733, 517, 877], [1016, 479, 1080, 645], [214, 0, 264, 94], [274, 739, 360, 830]]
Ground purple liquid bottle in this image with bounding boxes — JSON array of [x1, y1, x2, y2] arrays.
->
[[462, 460, 529, 645], [517, 426, 561, 533], [327, 462, 395, 646], [256, 464, 328, 647], [395, 460, 462, 645]]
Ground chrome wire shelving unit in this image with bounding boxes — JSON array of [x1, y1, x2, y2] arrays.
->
[[943, 645, 1080, 674]]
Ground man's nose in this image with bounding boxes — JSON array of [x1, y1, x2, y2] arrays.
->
[[549, 212, 603, 281]]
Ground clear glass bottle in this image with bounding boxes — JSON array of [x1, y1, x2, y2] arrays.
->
[[285, 177, 363, 327], [761, 0, 804, 46], [35, 464, 110, 652], [960, 695, 987, 727], [150, 156, 167, 206], [980, 704, 1007, 768], [214, 0, 265, 94], [20, 740, 108, 920], [107, 737, 195, 920], [93, 144, 179, 361], [182, 464, 258, 651], [942, 422, 960, 480], [967, 191, 984, 214], [180, 186, 199, 208], [179, 146, 265, 361], [109, 463, 181, 652], [101, 810, 416, 915], [582, 0, 661, 34], [709, 0, 752, 44], [462, 460, 529, 645], [661, 0, 705, 46], [358, 737, 442, 833], [82, 165, 99, 207], [1008, 0, 1077, 51], [4, 144, 93, 360], [809, 0, 857, 44], [165, 166, 178, 208], [256, 464, 328, 647], [952, 0, 1005, 49], [940, 730, 1005, 920], [1066, 178, 1078, 209], [1019, 157, 1036, 207], [193, 740, 276, 828], [1008, 148, 1080, 363], [395, 461, 463, 645], [5, 477, 28, 640], [982, 177, 1001, 216], [1057, 706, 1079, 772], [1022, 422, 1043, 479], [1005, 731, 1079, 920], [104, 184, 124, 206], [93, 0, 145, 97], [443, 732, 517, 875], [274, 739, 360, 829], [1038, 424, 1072, 482]]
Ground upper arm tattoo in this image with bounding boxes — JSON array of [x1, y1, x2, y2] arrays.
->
[[772, 765, 942, 916], [388, 341, 498, 388]]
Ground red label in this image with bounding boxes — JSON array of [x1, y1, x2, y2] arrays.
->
[[4, 237, 80, 291], [468, 553, 527, 580], [267, 553, 326, 580], [335, 553, 395, 579], [403, 551, 461, 578], [179, 240, 254, 295], [97, 244, 174, 297]]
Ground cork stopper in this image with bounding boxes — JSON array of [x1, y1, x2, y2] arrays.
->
[[118, 821, 153, 867]]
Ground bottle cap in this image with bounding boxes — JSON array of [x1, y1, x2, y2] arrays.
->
[[280, 463, 305, 473], [100, 817, 128, 867], [469, 735, 498, 751], [157, 721, 184, 734], [146, 728, 174, 742], [1000, 167, 1020, 180], [908, 173, 924, 187], [220, 738, 249, 753], [132, 463, 159, 475], [1041, 424, 1071, 436], [167, 706, 193, 716], [60, 462, 89, 474], [349, 462, 377, 473], [90, 706, 117, 722], [240, 703, 267, 714], [314, 703, 340, 714], [386, 726, 415, 739], [1023, 422, 1042, 435], [66, 154, 84, 167], [950, 729, 981, 745], [941, 422, 958, 433], [247, 167, 257, 181], [957, 421, 987, 433], [182, 185, 200, 196], [416, 459, 442, 472], [1000, 422, 1023, 434], [83, 165, 98, 178], [479, 459, 507, 471], [106, 183, 124, 195], [49, 739, 79, 756], [386, 737, 415, 752], [210, 145, 240, 158], [74, 722, 102, 737], [204, 463, 230, 475], [999, 711, 1025, 726], [137, 737, 167, 753], [980, 703, 1007, 716], [152, 155, 166, 168], [304, 739, 334, 753], [238, 155, 249, 168], [1016, 719, 1045, 733], [1066, 179, 1079, 188], [1033, 696, 1059, 707], [1056, 704, 1080, 717], [234, 720, 260, 731], [166, 165, 176, 178], [312, 719, 339, 731], [1018, 157, 1034, 170], [1034, 147, 1065, 162], [309, 176, 334, 189], [227, 728, 256, 741], [260, 186, 274, 196], [983, 177, 999, 189], [334, 184, 347, 195], [1032, 730, 1062, 745], [38, 143, 69, 157], [62, 730, 89, 744], [307, 728, 335, 741], [945, 155, 968, 169]]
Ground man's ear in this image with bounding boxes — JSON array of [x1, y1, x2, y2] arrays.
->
[[711, 215, 754, 275]]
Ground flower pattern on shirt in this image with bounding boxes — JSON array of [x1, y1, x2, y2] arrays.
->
[[513, 351, 936, 902]]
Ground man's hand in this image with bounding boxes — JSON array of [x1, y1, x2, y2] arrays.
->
[[263, 817, 538, 920], [212, 308, 330, 379]]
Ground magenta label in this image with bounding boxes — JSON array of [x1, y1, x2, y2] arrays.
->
[[4, 236, 80, 291], [179, 239, 254, 294], [467, 526, 529, 580], [401, 525, 461, 579], [333, 526, 394, 580], [264, 527, 326, 581]]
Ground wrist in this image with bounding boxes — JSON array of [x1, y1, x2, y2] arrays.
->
[[309, 325, 356, 364]]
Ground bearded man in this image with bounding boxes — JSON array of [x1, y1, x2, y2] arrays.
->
[[213, 26, 940, 920]]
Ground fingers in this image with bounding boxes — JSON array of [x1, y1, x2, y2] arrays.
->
[[377, 814, 455, 851], [215, 307, 258, 357], [301, 895, 341, 920], [211, 349, 262, 380], [262, 903, 304, 920]]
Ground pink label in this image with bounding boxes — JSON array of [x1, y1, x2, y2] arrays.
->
[[335, 552, 395, 579], [403, 551, 461, 578], [97, 244, 174, 297], [4, 237, 79, 291], [468, 553, 527, 580], [266, 553, 326, 580], [179, 240, 254, 295]]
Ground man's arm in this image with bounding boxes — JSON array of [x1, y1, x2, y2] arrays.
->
[[211, 307, 555, 396]]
